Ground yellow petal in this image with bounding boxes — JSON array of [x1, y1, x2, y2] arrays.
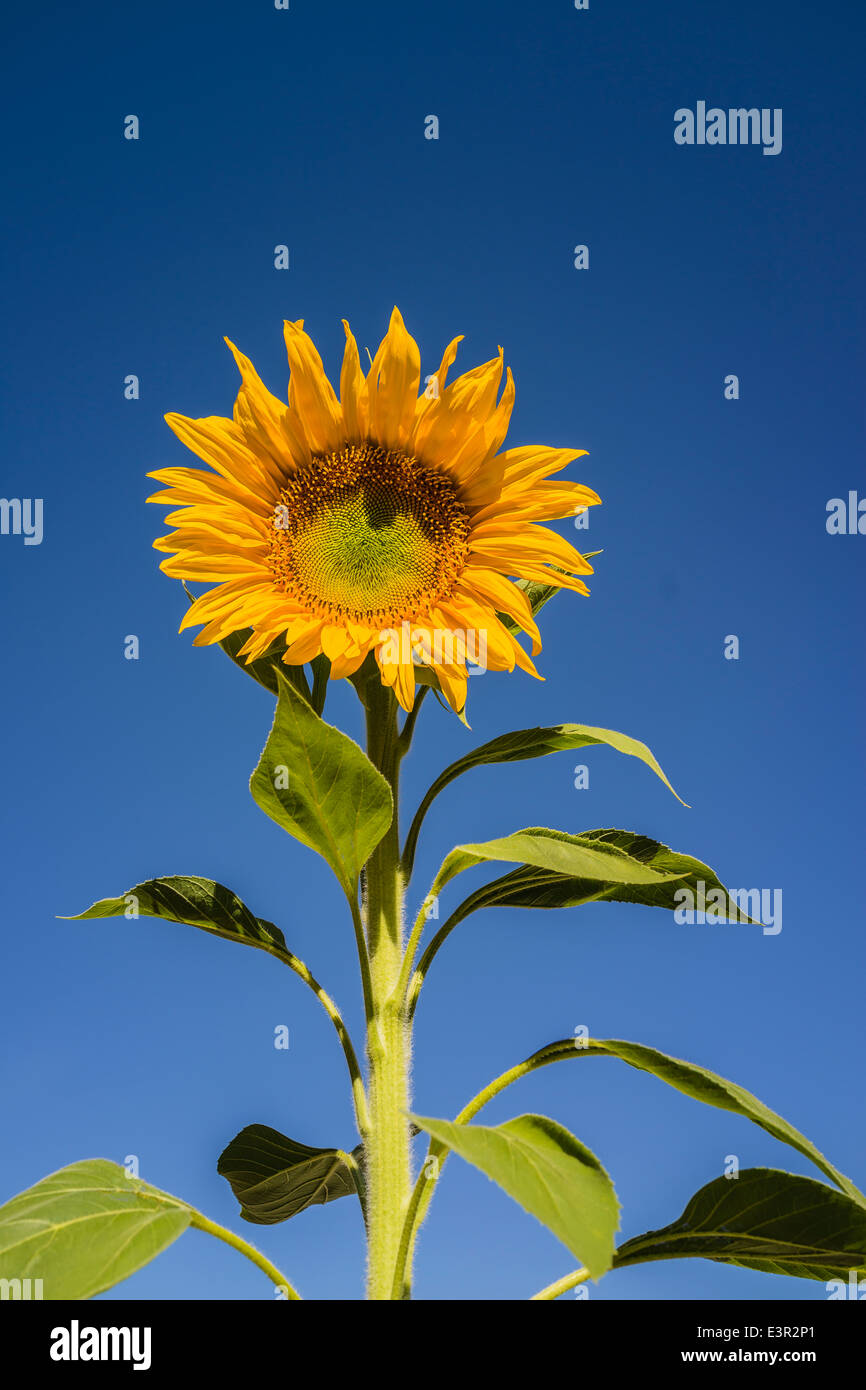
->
[[224, 338, 306, 480], [340, 320, 368, 441], [412, 352, 503, 464], [165, 414, 275, 494], [366, 307, 422, 449], [283, 319, 344, 455], [499, 446, 588, 490], [453, 570, 542, 653], [282, 619, 326, 664], [413, 334, 463, 424]]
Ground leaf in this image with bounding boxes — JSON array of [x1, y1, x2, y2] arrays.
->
[[448, 828, 757, 923], [432, 826, 686, 898], [0, 1160, 191, 1300], [66, 875, 291, 962], [411, 1112, 619, 1279], [580, 1039, 863, 1204], [427, 726, 684, 837], [614, 1168, 866, 1281], [217, 1125, 361, 1225], [250, 670, 393, 898], [403, 717, 685, 872]]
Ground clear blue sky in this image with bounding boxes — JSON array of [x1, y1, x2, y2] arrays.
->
[[1, 0, 863, 1301]]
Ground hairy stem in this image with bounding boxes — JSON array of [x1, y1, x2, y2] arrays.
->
[[530, 1267, 590, 1300], [277, 946, 370, 1139], [189, 1209, 301, 1298], [362, 679, 414, 1300], [392, 1039, 581, 1295]]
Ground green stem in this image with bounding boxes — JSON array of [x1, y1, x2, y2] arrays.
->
[[310, 654, 329, 715], [189, 1209, 302, 1298], [406, 880, 613, 1019], [405, 900, 472, 1019], [278, 946, 370, 1139], [398, 685, 428, 755], [391, 1039, 581, 1296], [392, 893, 435, 1012], [362, 679, 414, 1300], [530, 1267, 590, 1300]]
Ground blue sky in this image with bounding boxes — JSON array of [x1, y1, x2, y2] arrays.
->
[[1, 0, 863, 1300]]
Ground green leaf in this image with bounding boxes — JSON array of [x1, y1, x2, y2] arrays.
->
[[580, 1039, 863, 1203], [66, 875, 291, 962], [403, 715, 684, 873], [614, 1168, 866, 1281], [250, 670, 393, 898], [217, 1125, 361, 1225], [411, 1112, 619, 1279], [0, 1160, 191, 1299], [429, 726, 684, 835], [432, 826, 686, 898], [449, 827, 757, 923]]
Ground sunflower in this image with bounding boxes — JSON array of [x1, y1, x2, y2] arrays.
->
[[148, 309, 600, 713]]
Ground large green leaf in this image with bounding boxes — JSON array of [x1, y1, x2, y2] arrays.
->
[[614, 1168, 866, 1281], [411, 1113, 619, 1279], [432, 826, 685, 898], [66, 875, 291, 963], [445, 828, 756, 923], [218, 1125, 361, 1225], [405, 724, 686, 872], [0, 1160, 191, 1300], [405, 714, 679, 875], [573, 1038, 862, 1203], [250, 670, 393, 898]]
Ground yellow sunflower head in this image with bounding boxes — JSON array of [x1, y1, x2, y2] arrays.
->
[[148, 308, 600, 713]]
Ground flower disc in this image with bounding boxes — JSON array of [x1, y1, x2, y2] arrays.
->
[[269, 445, 470, 626]]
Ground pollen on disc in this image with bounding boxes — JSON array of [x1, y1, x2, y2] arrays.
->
[[267, 444, 470, 626]]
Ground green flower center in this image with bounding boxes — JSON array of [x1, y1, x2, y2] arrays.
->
[[268, 444, 470, 626]]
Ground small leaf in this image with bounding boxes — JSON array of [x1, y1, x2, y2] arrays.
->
[[0, 1160, 191, 1300], [614, 1168, 866, 1281], [432, 826, 686, 898], [411, 1112, 619, 1279], [250, 670, 393, 898], [582, 1038, 863, 1203], [218, 1125, 361, 1225], [66, 876, 290, 961], [219, 627, 285, 696]]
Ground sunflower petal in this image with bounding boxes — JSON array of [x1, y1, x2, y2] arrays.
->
[[366, 307, 422, 449], [283, 319, 344, 454]]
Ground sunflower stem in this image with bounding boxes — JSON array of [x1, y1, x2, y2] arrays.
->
[[362, 679, 414, 1300]]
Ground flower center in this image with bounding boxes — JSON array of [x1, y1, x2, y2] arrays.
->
[[268, 444, 471, 625]]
